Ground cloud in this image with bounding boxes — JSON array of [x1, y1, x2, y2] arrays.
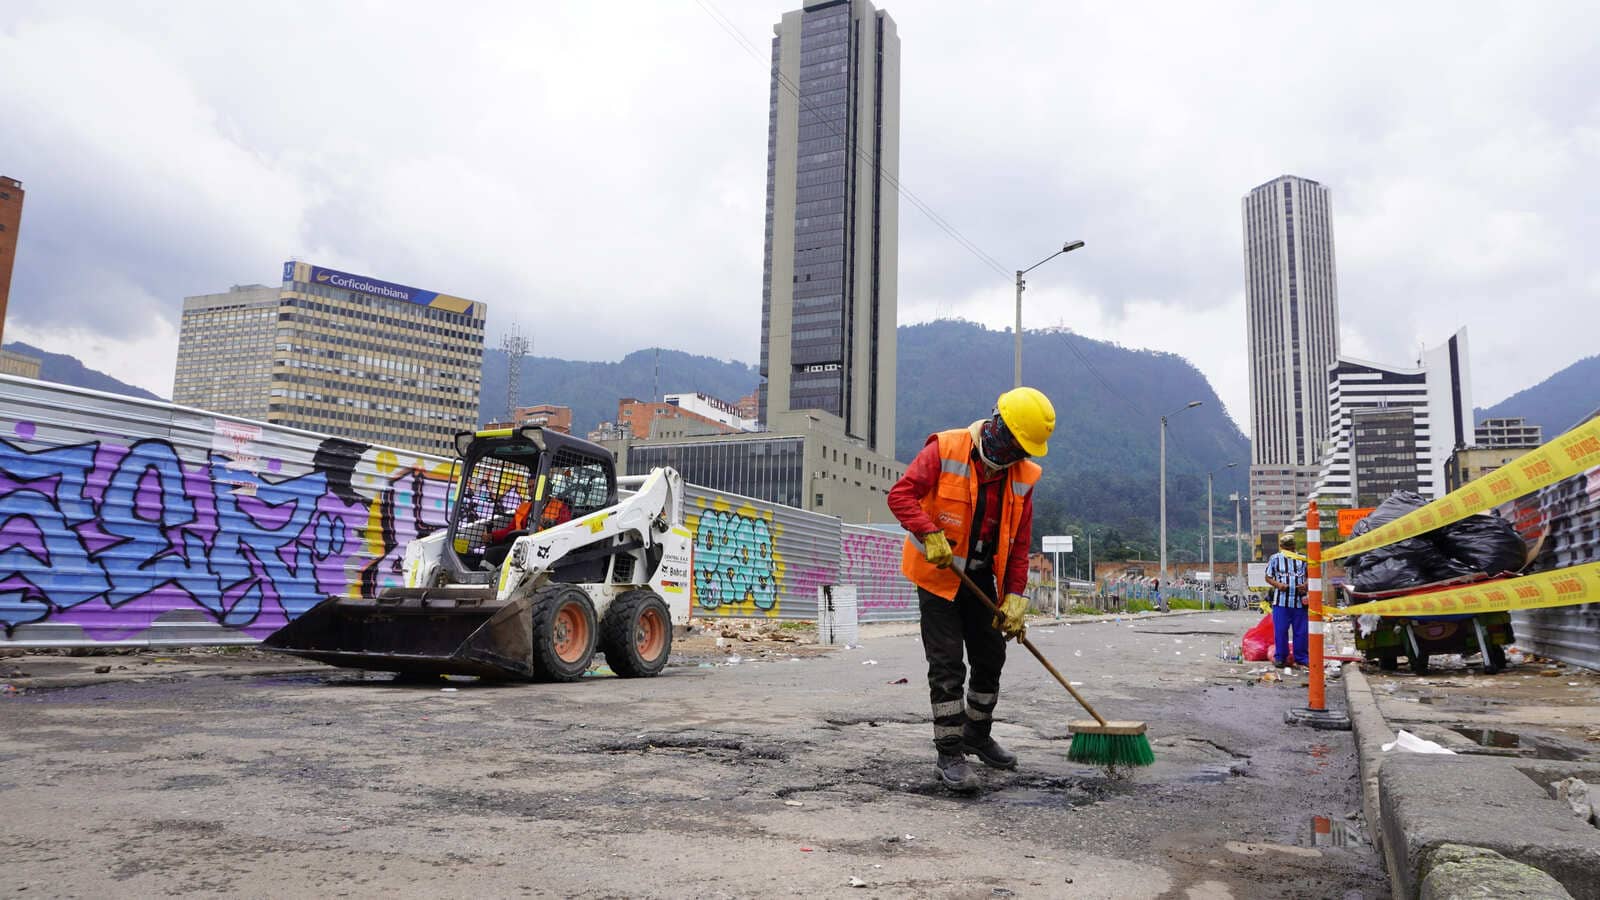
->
[[1, 0, 1595, 428]]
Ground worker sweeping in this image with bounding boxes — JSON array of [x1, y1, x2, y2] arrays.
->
[[887, 386, 1053, 793]]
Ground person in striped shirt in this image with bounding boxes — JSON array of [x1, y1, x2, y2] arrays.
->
[[1265, 534, 1309, 667]]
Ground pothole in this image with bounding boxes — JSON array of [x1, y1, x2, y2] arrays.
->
[[595, 731, 789, 760], [822, 712, 926, 728]]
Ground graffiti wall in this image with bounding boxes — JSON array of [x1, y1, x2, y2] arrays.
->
[[1, 376, 921, 644], [683, 483, 841, 621], [678, 486, 916, 623], [841, 524, 918, 622], [0, 376, 453, 646]]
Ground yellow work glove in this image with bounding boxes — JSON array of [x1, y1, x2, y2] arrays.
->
[[993, 592, 1029, 640], [922, 531, 954, 568]]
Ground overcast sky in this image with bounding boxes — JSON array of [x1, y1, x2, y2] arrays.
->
[[2, 1, 1596, 432]]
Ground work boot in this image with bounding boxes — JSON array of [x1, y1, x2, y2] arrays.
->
[[962, 734, 1018, 770], [934, 752, 980, 794]]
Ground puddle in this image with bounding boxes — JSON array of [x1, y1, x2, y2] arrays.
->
[[1306, 815, 1367, 849], [1185, 762, 1248, 783], [1448, 727, 1585, 761], [1450, 727, 1521, 748]]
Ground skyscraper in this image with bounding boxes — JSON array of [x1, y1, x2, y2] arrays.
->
[[758, 0, 899, 456], [173, 261, 486, 455], [1242, 174, 1340, 537], [0, 176, 23, 344], [1309, 328, 1474, 509]]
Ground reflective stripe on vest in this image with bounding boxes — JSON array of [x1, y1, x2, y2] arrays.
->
[[901, 428, 1041, 601]]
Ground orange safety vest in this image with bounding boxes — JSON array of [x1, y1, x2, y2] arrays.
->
[[900, 428, 1041, 600]]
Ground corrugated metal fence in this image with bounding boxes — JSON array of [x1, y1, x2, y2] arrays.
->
[[0, 376, 917, 647], [841, 524, 918, 622], [0, 376, 457, 647], [1503, 464, 1600, 670]]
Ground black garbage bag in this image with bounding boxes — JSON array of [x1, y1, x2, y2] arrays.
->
[[1438, 513, 1526, 575], [1345, 491, 1474, 593]]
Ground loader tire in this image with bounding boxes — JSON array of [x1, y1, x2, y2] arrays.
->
[[530, 583, 598, 682], [601, 590, 673, 678]]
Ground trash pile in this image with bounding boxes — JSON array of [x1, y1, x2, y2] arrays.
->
[[1345, 491, 1527, 593]]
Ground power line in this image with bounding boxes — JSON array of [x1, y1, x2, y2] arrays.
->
[[693, 0, 1010, 279]]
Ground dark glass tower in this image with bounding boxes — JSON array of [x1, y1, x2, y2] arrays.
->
[[758, 0, 898, 455]]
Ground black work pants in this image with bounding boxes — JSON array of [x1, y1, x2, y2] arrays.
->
[[919, 574, 1008, 754]]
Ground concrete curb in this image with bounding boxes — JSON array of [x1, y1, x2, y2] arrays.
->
[[1345, 666, 1403, 893], [1345, 664, 1597, 899]]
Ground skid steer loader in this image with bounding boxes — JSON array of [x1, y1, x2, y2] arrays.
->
[[264, 426, 694, 681]]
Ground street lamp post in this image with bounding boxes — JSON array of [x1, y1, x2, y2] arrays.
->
[[1014, 240, 1085, 387], [1230, 491, 1244, 584], [1159, 400, 1203, 593], [1206, 462, 1238, 607], [1206, 462, 1238, 585]]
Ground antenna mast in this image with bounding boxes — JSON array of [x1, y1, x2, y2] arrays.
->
[[501, 325, 530, 421]]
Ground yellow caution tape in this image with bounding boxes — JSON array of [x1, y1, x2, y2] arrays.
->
[[1324, 417, 1600, 561], [1334, 561, 1600, 617]]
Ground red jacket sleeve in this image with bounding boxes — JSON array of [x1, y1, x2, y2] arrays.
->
[[1002, 491, 1033, 596], [887, 440, 942, 536]]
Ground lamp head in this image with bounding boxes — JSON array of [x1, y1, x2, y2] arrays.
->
[[1063, 240, 1085, 253]]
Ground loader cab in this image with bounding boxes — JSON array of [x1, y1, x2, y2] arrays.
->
[[445, 426, 618, 583]]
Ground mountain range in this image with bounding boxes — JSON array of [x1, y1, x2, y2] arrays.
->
[[1477, 354, 1600, 438], [11, 329, 1595, 560], [478, 320, 1253, 557], [2, 341, 164, 401]]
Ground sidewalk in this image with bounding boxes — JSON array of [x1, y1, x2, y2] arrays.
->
[[1344, 650, 1600, 898]]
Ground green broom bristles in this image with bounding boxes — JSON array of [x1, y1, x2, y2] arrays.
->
[[1068, 730, 1155, 768]]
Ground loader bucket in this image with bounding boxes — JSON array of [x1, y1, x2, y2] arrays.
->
[[263, 587, 537, 680]]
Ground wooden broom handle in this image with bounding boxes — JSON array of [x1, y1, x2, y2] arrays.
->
[[953, 565, 1109, 727]]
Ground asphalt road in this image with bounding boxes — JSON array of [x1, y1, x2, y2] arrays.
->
[[1, 609, 1386, 898]]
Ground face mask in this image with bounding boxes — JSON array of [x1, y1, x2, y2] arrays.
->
[[978, 413, 1028, 468]]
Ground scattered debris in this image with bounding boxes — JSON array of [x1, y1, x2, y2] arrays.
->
[[783, 800, 804, 807], [1551, 778, 1597, 826], [848, 877, 868, 888], [440, 687, 458, 693], [862, 659, 878, 666], [94, 665, 112, 674], [1382, 730, 1455, 754], [888, 677, 909, 685]]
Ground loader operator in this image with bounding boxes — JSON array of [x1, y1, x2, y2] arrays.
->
[[887, 386, 1054, 794], [483, 498, 573, 567]]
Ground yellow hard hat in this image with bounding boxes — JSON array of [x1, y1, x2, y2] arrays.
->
[[996, 387, 1055, 457]]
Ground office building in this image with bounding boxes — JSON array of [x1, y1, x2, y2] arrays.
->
[[1446, 446, 1528, 492], [621, 412, 905, 523], [0, 348, 41, 379], [1475, 417, 1542, 449], [1308, 328, 1474, 510], [664, 392, 759, 432], [0, 175, 23, 345], [511, 404, 573, 434], [173, 261, 486, 455], [1242, 174, 1341, 534], [1441, 416, 1542, 491], [615, 397, 743, 440], [758, 0, 900, 455]]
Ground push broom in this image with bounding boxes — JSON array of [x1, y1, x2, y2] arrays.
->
[[953, 566, 1154, 769]]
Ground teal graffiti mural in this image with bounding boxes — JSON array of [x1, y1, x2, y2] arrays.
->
[[693, 507, 778, 611]]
